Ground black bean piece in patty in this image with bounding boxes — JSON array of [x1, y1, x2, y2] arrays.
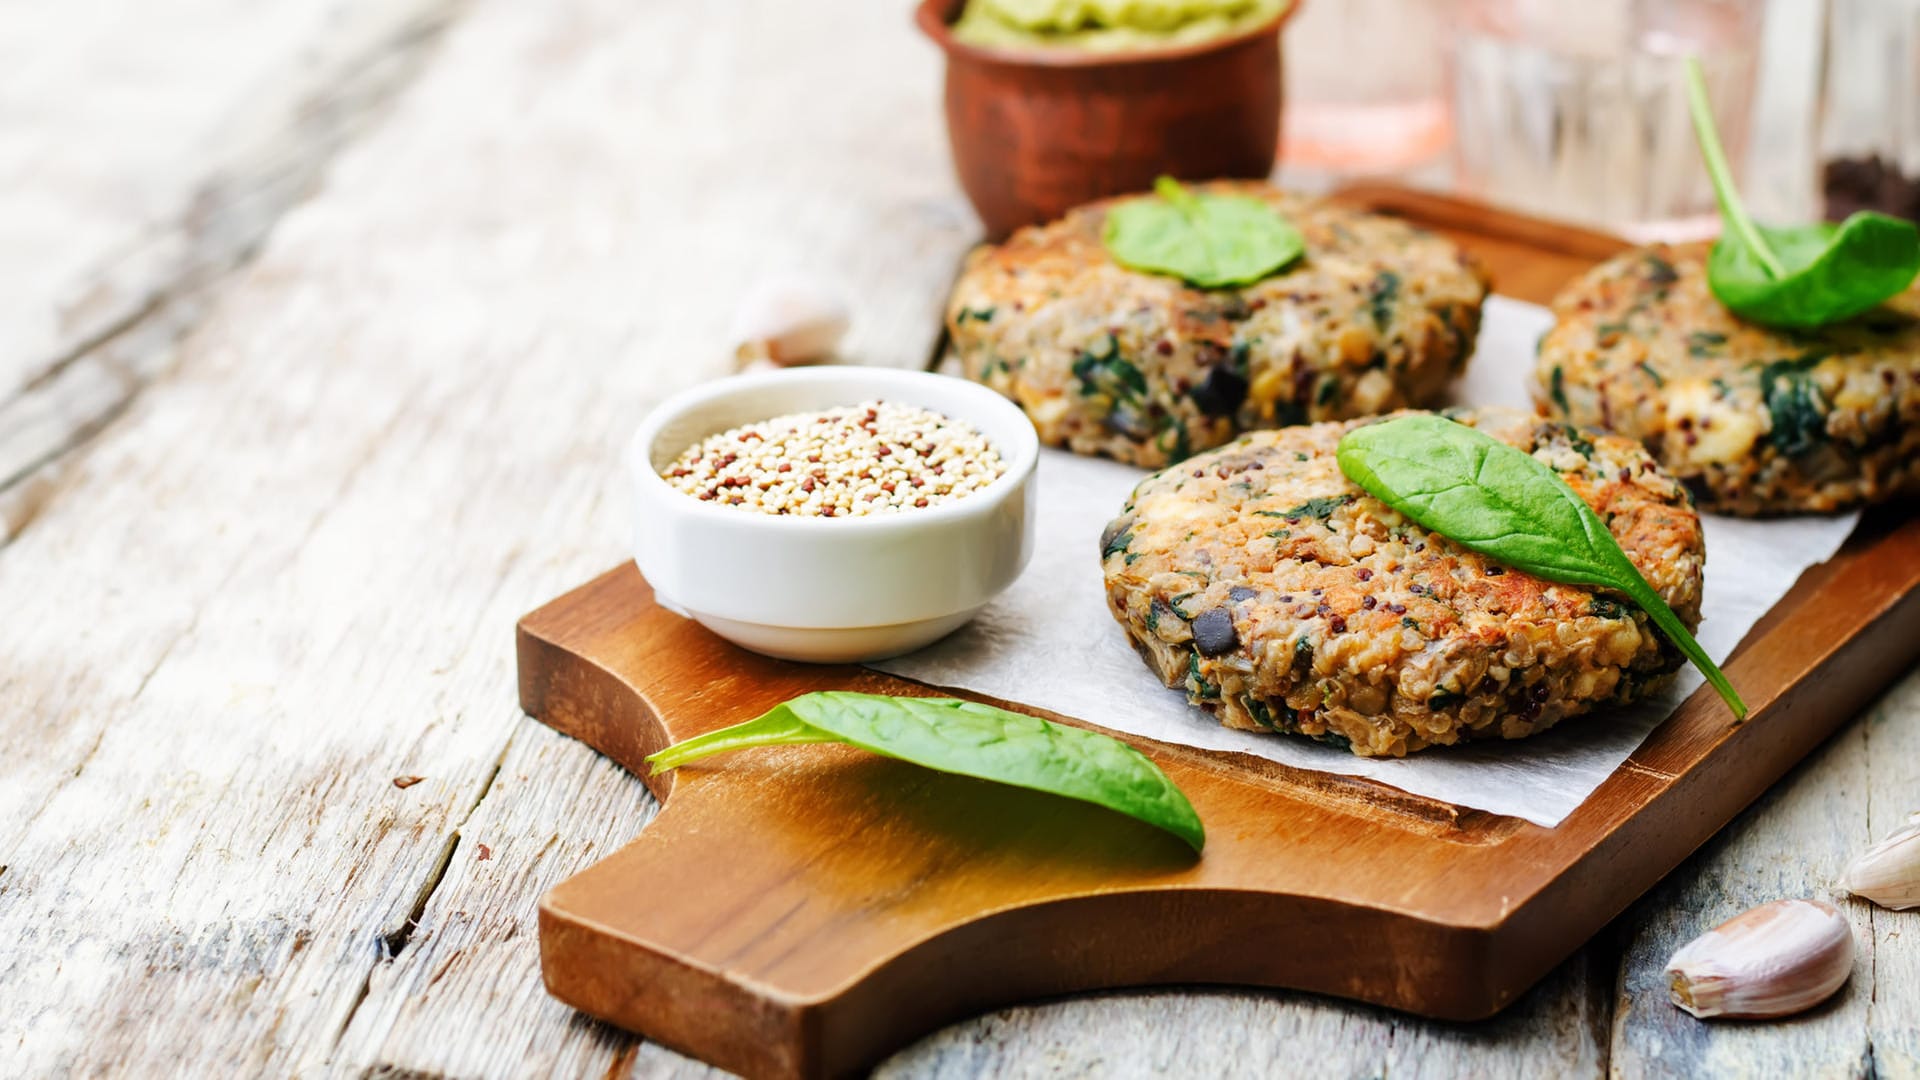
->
[[1189, 365, 1249, 418], [1191, 607, 1239, 656]]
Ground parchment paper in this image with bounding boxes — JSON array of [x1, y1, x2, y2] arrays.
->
[[875, 297, 1861, 827]]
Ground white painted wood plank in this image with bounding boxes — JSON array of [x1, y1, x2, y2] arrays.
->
[[0, 0, 973, 1073], [879, 947, 1606, 1078], [1864, 670, 1920, 1080], [0, 0, 467, 508], [330, 719, 730, 1077], [1608, 684, 1913, 1078], [0, 0, 336, 398]]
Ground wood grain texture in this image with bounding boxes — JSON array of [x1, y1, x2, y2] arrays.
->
[[1863, 672, 1920, 1080], [331, 720, 715, 1078], [0, 0, 972, 1075], [878, 952, 1609, 1080], [1611, 722, 1873, 1078], [0, 0, 335, 400], [1, 1, 1916, 1078], [0, 0, 465, 529]]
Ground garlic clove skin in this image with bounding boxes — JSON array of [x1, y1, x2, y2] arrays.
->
[[1664, 898, 1853, 1020], [1843, 821, 1920, 910], [730, 277, 851, 366]]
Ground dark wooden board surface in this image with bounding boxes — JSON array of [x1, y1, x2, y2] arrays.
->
[[517, 188, 1920, 1080]]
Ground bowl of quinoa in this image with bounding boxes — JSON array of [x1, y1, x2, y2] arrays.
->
[[629, 366, 1039, 662]]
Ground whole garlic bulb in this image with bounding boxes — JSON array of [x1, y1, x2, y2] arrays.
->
[[1843, 819, 1920, 910], [1663, 898, 1853, 1019], [730, 276, 851, 366]]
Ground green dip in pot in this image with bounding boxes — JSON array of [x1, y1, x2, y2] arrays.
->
[[951, 0, 1290, 52]]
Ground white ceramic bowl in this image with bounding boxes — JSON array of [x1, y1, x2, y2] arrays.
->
[[628, 367, 1039, 663]]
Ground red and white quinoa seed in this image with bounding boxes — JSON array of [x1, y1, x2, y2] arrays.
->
[[661, 400, 1005, 517]]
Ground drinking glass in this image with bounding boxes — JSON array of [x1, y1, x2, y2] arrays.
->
[[1819, 0, 1920, 221], [1447, 0, 1764, 241], [1281, 0, 1451, 178]]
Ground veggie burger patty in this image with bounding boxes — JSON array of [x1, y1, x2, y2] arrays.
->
[[1099, 407, 1706, 757], [947, 182, 1490, 468], [1535, 242, 1920, 515]]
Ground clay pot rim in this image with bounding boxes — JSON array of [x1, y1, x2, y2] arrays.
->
[[915, 0, 1303, 70]]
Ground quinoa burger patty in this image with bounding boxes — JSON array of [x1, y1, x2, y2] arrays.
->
[[1535, 242, 1920, 515], [947, 182, 1490, 468], [1098, 407, 1706, 757]]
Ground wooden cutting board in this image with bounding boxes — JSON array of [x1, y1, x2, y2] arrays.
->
[[517, 187, 1920, 1080]]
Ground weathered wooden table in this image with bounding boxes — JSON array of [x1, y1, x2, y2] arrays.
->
[[2, 2, 1914, 1076]]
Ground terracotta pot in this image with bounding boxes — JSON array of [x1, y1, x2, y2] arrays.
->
[[917, 0, 1300, 239]]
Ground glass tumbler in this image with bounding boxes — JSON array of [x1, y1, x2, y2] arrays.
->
[[1819, 0, 1920, 222], [1281, 0, 1451, 179], [1447, 0, 1764, 241]]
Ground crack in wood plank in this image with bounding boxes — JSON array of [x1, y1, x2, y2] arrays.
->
[[331, 727, 517, 1062], [380, 833, 463, 963], [334, 829, 463, 1056], [0, 469, 61, 546], [14, 294, 167, 402]]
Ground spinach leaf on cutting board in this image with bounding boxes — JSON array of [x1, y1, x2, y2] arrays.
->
[[646, 691, 1206, 851], [1103, 176, 1304, 290], [1685, 58, 1920, 329], [1336, 415, 1747, 719]]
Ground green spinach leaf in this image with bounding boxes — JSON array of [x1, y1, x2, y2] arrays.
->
[[1686, 59, 1920, 329], [1072, 334, 1146, 399], [1335, 415, 1747, 719], [1758, 356, 1829, 456], [645, 691, 1205, 851], [1103, 176, 1304, 289], [1367, 270, 1400, 331]]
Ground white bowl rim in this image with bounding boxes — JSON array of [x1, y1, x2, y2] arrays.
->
[[629, 366, 1041, 534]]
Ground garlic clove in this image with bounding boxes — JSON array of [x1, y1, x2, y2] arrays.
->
[[1664, 898, 1853, 1020], [730, 276, 851, 367], [1843, 820, 1920, 911]]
